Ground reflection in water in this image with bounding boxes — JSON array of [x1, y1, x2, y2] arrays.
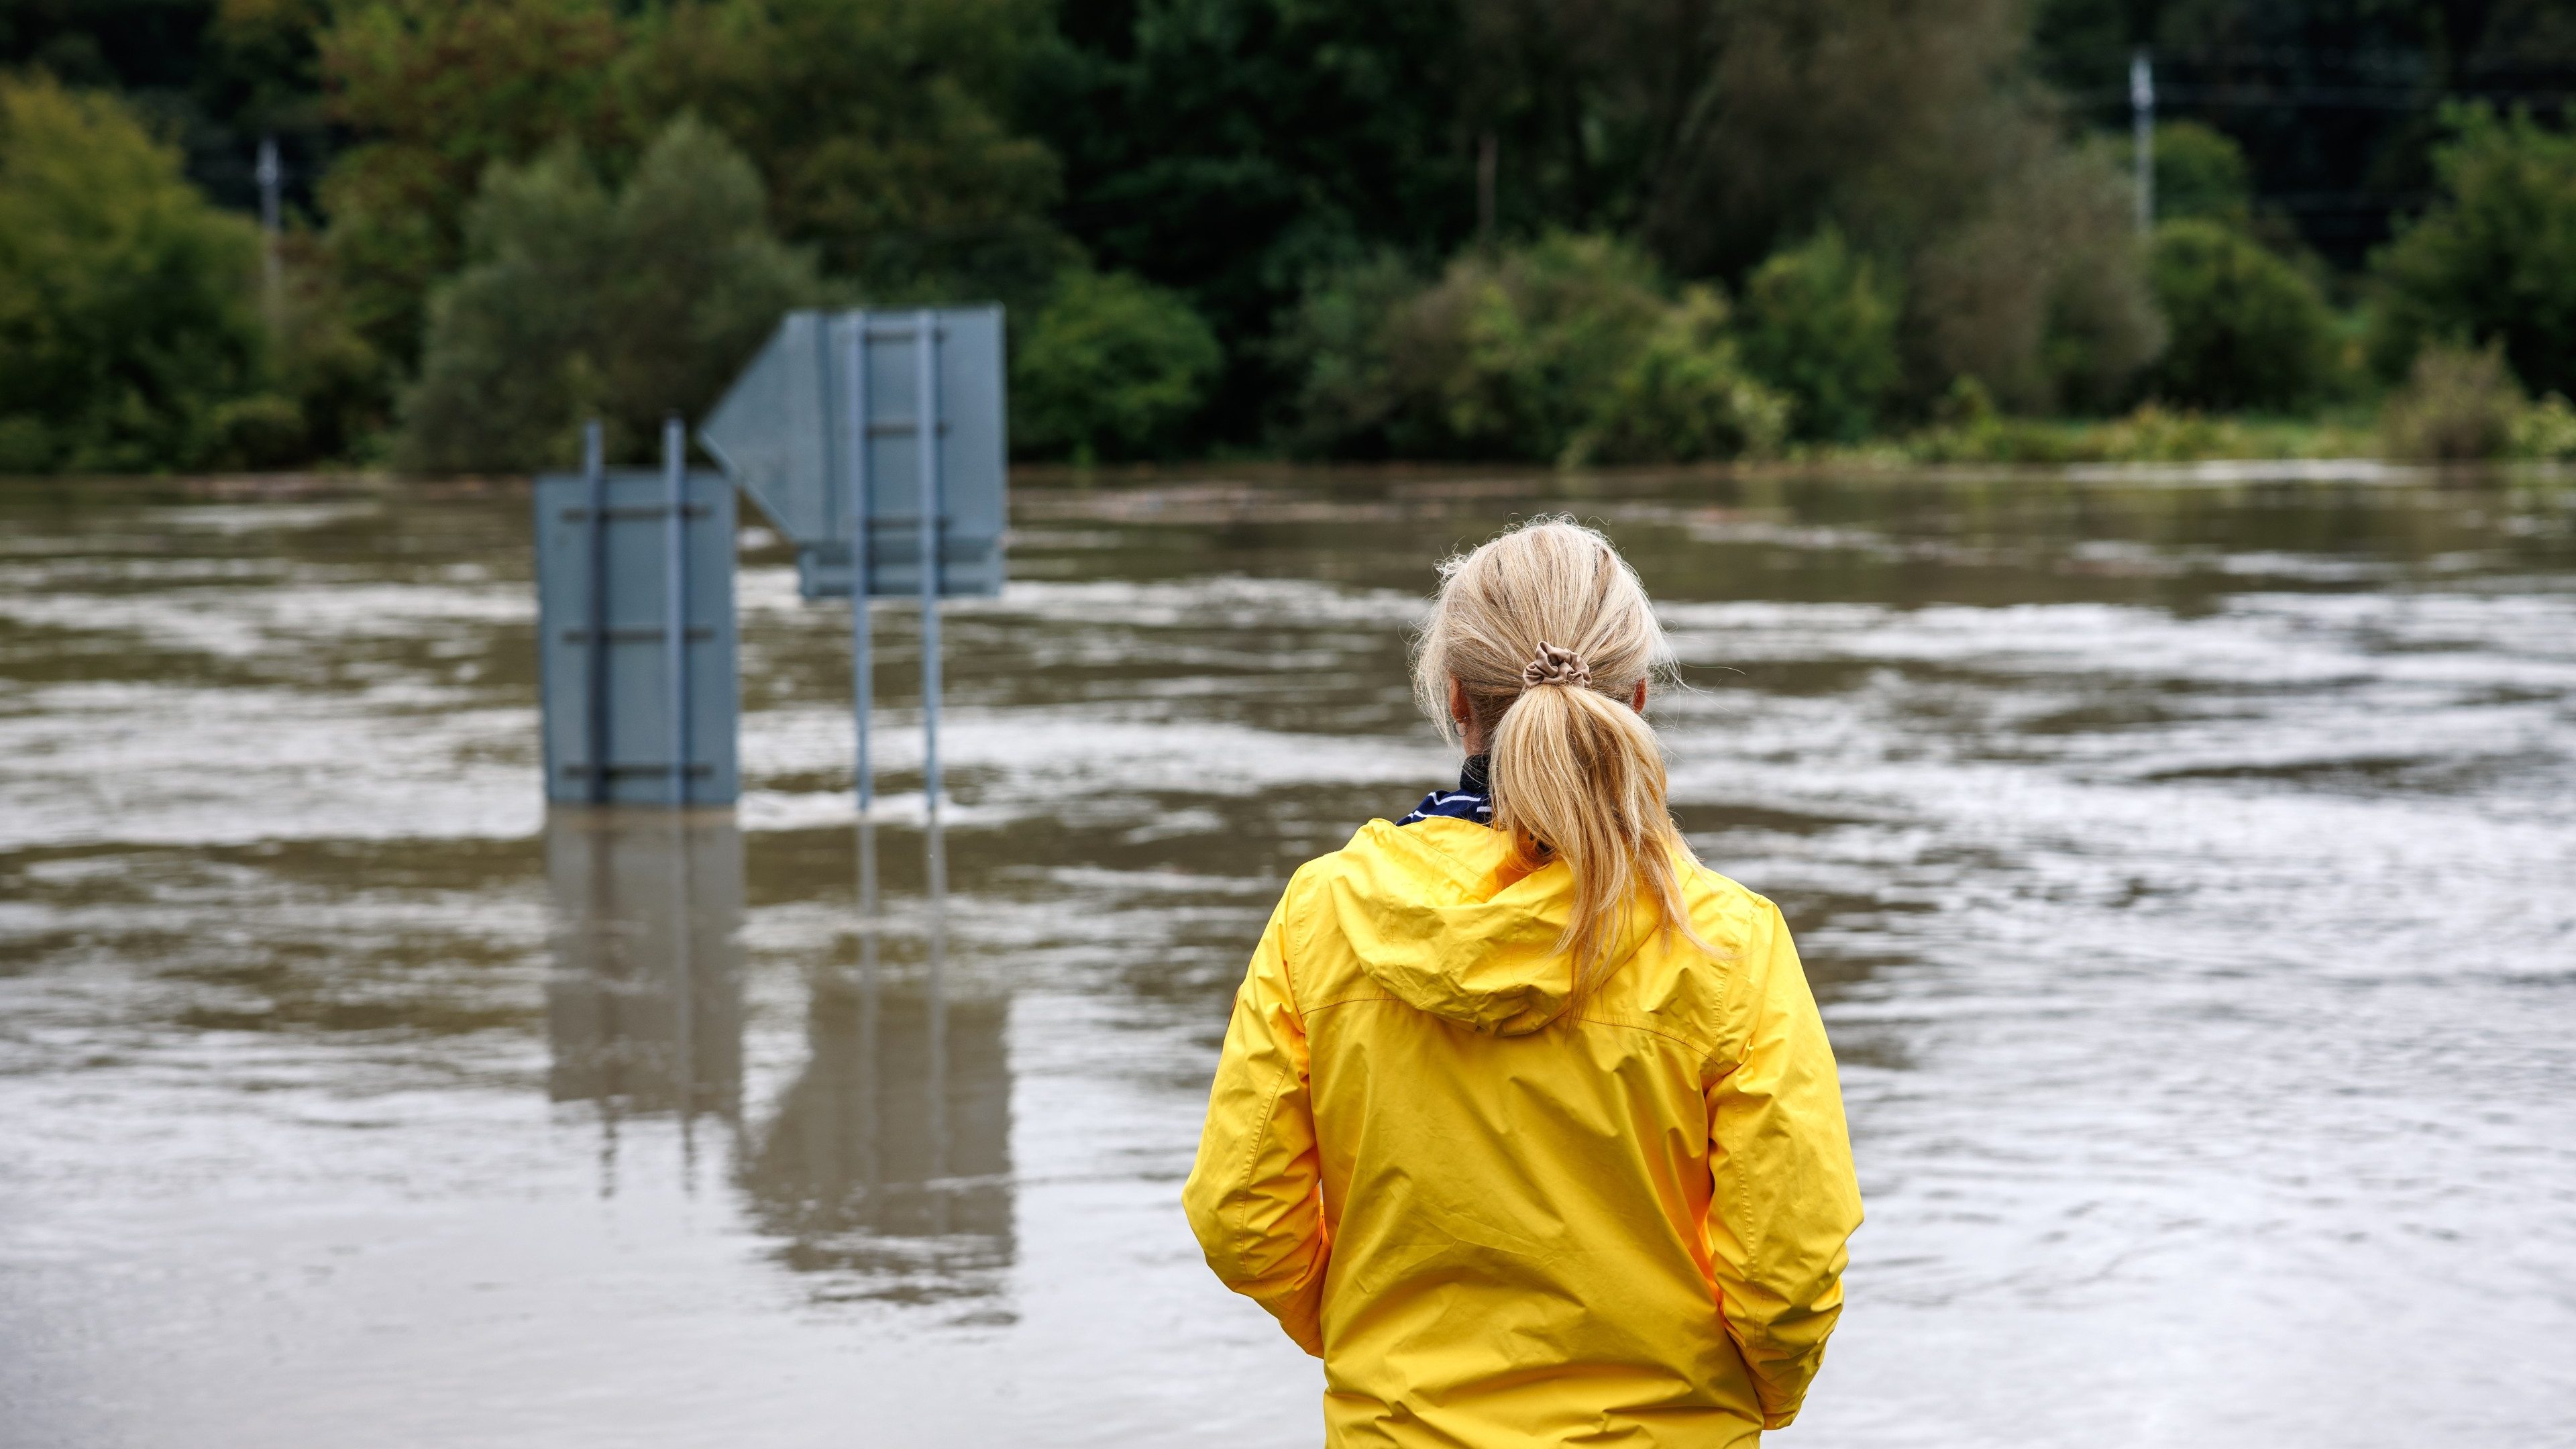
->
[[741, 819, 1015, 1303], [544, 812, 746, 1138]]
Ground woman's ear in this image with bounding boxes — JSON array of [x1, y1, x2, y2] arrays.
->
[[1630, 680, 1647, 713], [1448, 676, 1472, 727]]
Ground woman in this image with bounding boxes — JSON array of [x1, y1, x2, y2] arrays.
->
[[1183, 519, 1862, 1446]]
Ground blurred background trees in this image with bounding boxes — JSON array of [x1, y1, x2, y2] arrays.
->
[[0, 74, 275, 472], [10, 0, 2576, 472]]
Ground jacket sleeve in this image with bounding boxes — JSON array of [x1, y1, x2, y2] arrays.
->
[[1181, 893, 1330, 1356], [1706, 900, 1864, 1429]]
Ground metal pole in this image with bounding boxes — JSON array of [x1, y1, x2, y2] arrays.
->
[[848, 311, 874, 815], [2131, 49, 2155, 233], [924, 810, 949, 1234], [914, 309, 943, 830], [671, 813, 696, 1183], [255, 136, 282, 331], [582, 420, 609, 805], [664, 416, 689, 807]]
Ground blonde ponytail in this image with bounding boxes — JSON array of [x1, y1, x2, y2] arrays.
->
[[1413, 518, 1709, 995]]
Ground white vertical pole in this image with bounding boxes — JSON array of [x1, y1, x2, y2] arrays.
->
[[255, 136, 282, 330], [2131, 49, 2156, 233]]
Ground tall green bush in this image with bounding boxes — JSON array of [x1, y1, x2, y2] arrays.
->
[[1279, 234, 1784, 464], [0, 75, 275, 474], [2145, 218, 2334, 411], [2147, 121, 2255, 225], [398, 115, 819, 474], [2381, 339, 2522, 461], [1736, 229, 1900, 442], [2372, 105, 2576, 396], [1010, 268, 1221, 462], [1566, 288, 1788, 465], [1911, 146, 2166, 414]]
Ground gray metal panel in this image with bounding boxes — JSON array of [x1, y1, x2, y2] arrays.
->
[[535, 470, 739, 806], [699, 307, 1006, 599], [698, 312, 829, 544]]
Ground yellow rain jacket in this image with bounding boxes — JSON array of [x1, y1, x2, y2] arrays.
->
[[1183, 816, 1862, 1447]]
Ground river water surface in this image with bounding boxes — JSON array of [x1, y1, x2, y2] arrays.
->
[[2, 467, 2572, 1448]]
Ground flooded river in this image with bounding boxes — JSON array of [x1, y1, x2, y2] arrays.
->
[[2, 466, 2572, 1447]]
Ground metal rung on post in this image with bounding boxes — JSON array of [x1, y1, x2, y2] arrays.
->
[[558, 627, 716, 644]]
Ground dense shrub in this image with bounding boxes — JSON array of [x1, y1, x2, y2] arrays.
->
[[1010, 268, 1221, 462], [0, 76, 275, 474], [1566, 288, 1788, 465], [1280, 234, 1780, 463], [2512, 391, 2576, 460], [2372, 105, 2576, 396], [1271, 250, 1422, 455], [1911, 146, 2165, 414], [1736, 229, 1900, 442], [398, 115, 819, 473], [2151, 121, 2255, 225], [2144, 219, 2335, 411], [2381, 339, 2522, 461]]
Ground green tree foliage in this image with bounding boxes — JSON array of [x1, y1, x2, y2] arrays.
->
[[1736, 230, 1900, 441], [1024, 0, 1470, 433], [1911, 144, 2166, 413], [316, 0, 629, 365], [2381, 338, 2522, 461], [1010, 268, 1221, 462], [2094, 120, 2253, 227], [2150, 121, 2255, 226], [0, 75, 274, 472], [2371, 104, 2576, 397], [1567, 288, 1789, 464], [1279, 233, 1785, 463], [2144, 218, 2334, 411], [2031, 0, 2576, 269], [398, 115, 818, 474], [623, 0, 1067, 309]]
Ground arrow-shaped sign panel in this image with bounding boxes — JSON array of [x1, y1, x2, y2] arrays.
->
[[699, 307, 1006, 598]]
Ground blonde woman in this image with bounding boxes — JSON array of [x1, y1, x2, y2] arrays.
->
[[1183, 519, 1862, 1446]]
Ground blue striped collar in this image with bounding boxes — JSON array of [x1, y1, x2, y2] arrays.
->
[[1397, 754, 1492, 826]]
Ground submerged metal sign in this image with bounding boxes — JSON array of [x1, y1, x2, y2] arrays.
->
[[535, 425, 740, 808], [698, 307, 1006, 600], [698, 305, 1009, 820]]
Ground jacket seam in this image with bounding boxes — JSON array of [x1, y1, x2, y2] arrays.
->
[[1298, 995, 1723, 1063]]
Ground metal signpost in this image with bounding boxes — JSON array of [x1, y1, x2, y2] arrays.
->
[[535, 421, 741, 808], [700, 307, 1008, 824]]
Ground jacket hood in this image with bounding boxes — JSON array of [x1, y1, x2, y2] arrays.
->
[[1325, 818, 1659, 1036]]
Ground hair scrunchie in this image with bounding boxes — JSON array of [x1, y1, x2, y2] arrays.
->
[[1521, 642, 1592, 688]]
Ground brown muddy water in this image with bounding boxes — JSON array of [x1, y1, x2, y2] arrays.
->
[[2, 466, 2573, 1448]]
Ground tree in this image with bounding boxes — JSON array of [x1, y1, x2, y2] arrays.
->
[[315, 0, 629, 365], [1010, 268, 1221, 462], [2372, 103, 2576, 397], [398, 115, 818, 474], [1736, 229, 1901, 441], [2145, 218, 2333, 411], [1911, 142, 2167, 413], [1278, 233, 1785, 463], [0, 75, 272, 472], [1024, 0, 1472, 439], [621, 0, 1069, 311]]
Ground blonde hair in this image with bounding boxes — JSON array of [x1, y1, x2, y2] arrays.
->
[[1413, 517, 1710, 994]]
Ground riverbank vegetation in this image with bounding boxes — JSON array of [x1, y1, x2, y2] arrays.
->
[[12, 1, 2576, 474]]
